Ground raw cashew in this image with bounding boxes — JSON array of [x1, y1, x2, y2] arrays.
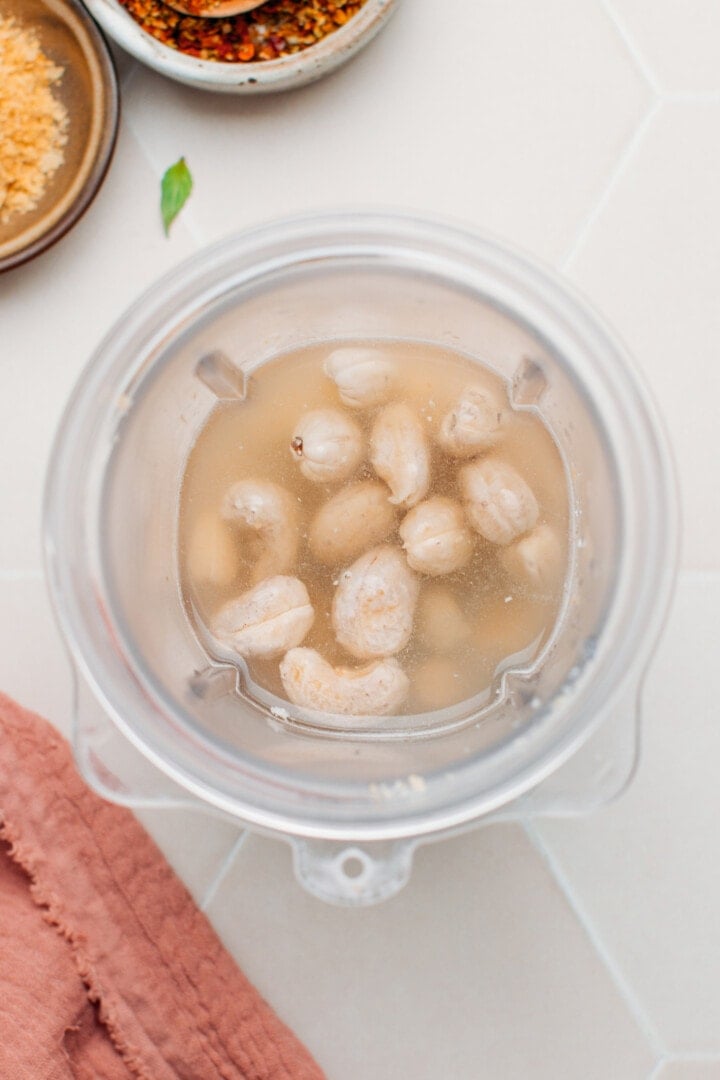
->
[[309, 480, 396, 565], [212, 575, 314, 659], [185, 510, 237, 587], [416, 586, 472, 653], [500, 524, 565, 593], [460, 457, 539, 545], [437, 384, 504, 457], [332, 545, 419, 659], [222, 479, 299, 584], [290, 408, 364, 483], [280, 647, 409, 716], [324, 347, 397, 408], [399, 497, 473, 576], [370, 402, 430, 508], [412, 656, 469, 712]]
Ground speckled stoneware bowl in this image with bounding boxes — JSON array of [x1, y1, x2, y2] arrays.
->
[[83, 0, 399, 94], [0, 0, 119, 273]]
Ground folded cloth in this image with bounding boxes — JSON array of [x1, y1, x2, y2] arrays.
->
[[0, 694, 325, 1080]]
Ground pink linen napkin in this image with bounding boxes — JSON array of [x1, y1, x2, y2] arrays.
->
[[0, 693, 325, 1080]]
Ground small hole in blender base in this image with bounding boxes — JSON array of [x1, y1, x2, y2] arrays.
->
[[341, 855, 366, 880]]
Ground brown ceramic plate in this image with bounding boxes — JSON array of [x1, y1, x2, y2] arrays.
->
[[0, 0, 119, 273]]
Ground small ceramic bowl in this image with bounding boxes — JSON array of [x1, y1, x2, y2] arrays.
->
[[83, 0, 399, 94], [0, 0, 119, 274]]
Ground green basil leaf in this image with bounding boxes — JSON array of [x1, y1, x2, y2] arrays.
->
[[160, 157, 193, 236]]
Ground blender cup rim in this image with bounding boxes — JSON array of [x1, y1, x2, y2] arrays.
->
[[42, 209, 679, 841]]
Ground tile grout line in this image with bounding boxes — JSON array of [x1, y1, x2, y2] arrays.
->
[[120, 59, 141, 93], [601, 0, 720, 107], [564, 0, 681, 280], [643, 1056, 720, 1079], [600, 0, 663, 95], [119, 93, 208, 247], [523, 818, 668, 1060], [561, 98, 662, 273], [200, 830, 249, 912]]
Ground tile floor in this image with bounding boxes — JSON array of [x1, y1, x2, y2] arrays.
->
[[1, 1, 719, 1076]]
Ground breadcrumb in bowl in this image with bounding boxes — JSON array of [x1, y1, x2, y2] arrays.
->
[[0, 0, 118, 273]]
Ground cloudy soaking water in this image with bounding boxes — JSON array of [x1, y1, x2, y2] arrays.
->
[[179, 341, 570, 722]]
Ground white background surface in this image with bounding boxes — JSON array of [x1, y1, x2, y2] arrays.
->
[[2, 2, 719, 1077]]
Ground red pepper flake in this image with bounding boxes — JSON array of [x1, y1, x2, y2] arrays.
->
[[118, 0, 368, 64]]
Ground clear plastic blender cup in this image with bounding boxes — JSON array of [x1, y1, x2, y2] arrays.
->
[[43, 212, 678, 905]]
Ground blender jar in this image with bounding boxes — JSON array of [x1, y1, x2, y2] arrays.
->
[[43, 212, 678, 905]]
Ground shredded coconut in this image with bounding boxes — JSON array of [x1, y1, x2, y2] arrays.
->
[[0, 14, 68, 225]]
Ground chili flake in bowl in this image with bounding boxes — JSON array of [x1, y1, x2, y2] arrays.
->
[[84, 0, 399, 93]]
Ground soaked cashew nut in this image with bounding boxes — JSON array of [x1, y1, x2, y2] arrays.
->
[[399, 496, 473, 576], [324, 347, 397, 408], [280, 647, 409, 716], [370, 402, 430, 508], [416, 586, 472, 653], [437, 384, 504, 457], [290, 409, 364, 483], [186, 510, 238, 587], [222, 479, 299, 585], [212, 575, 314, 659], [500, 524, 565, 593], [309, 480, 397, 566], [332, 545, 419, 659], [460, 457, 539, 545]]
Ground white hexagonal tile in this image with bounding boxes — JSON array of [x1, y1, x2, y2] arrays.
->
[[536, 575, 720, 1055], [0, 580, 241, 907], [205, 826, 655, 1080], [133, 809, 243, 907], [0, 122, 197, 572], [0, 576, 73, 736], [566, 104, 720, 570], [123, 0, 649, 263], [610, 1, 720, 94]]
